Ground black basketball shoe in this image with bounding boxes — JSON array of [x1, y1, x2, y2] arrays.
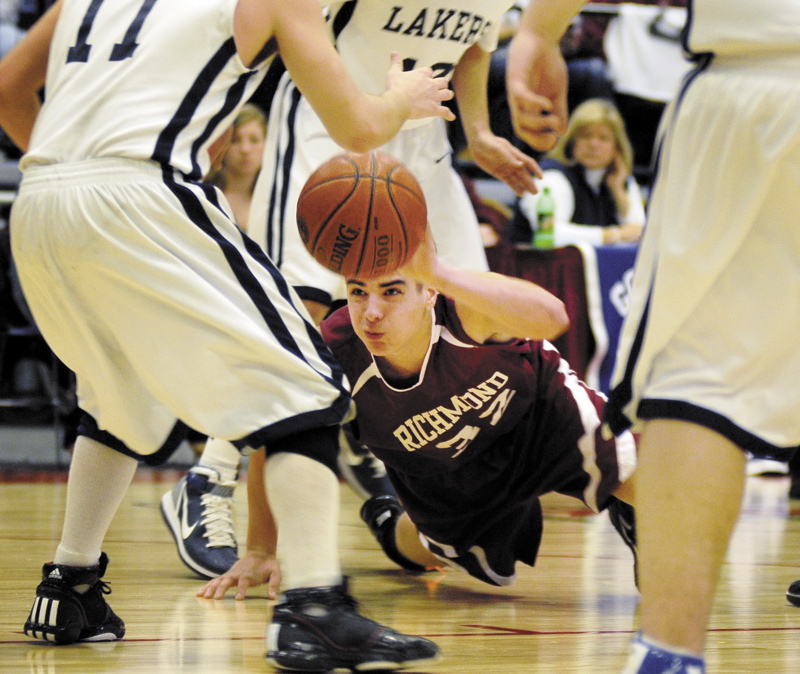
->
[[266, 581, 440, 672], [608, 497, 639, 588], [24, 552, 125, 644]]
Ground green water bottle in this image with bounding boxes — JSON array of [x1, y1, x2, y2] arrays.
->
[[533, 186, 555, 249]]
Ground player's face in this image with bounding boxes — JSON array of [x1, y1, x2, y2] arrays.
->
[[572, 122, 617, 171], [346, 275, 436, 368]]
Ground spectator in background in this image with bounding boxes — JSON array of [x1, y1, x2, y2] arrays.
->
[[206, 103, 266, 233], [512, 98, 645, 247]]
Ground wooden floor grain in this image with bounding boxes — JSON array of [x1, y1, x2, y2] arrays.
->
[[1, 468, 799, 673]]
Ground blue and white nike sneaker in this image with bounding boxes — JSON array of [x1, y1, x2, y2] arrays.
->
[[160, 466, 239, 579]]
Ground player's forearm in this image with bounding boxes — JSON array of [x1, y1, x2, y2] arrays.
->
[[273, 0, 408, 153], [245, 450, 278, 556], [0, 94, 39, 153], [0, 0, 60, 152], [293, 64, 409, 153], [451, 44, 492, 147], [350, 94, 411, 153], [517, 0, 587, 46], [430, 258, 569, 341]]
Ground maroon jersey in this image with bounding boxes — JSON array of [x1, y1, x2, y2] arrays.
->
[[322, 295, 633, 586], [324, 297, 561, 469]]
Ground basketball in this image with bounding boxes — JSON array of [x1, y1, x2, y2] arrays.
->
[[296, 151, 427, 279]]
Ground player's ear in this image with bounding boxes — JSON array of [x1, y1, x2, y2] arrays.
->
[[424, 287, 437, 309]]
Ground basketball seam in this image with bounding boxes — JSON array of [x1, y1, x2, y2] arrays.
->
[[308, 157, 362, 259], [386, 165, 411, 266], [352, 152, 377, 278]]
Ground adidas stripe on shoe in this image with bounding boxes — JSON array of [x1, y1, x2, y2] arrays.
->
[[24, 552, 125, 644]]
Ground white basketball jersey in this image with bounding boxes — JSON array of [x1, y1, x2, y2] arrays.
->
[[687, 0, 800, 57], [327, 0, 506, 127], [24, 0, 269, 180]]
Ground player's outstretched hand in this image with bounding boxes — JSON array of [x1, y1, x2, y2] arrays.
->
[[386, 52, 455, 122], [469, 133, 542, 196], [507, 32, 568, 152], [196, 551, 281, 601]]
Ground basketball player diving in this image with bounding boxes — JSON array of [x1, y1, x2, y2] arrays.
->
[[200, 225, 639, 598]]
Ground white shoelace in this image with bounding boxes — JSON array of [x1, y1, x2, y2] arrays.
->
[[199, 493, 237, 548]]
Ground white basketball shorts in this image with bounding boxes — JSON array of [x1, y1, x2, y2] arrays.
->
[[608, 53, 800, 456], [12, 158, 350, 458]]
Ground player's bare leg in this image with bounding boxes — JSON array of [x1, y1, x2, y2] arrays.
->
[[613, 475, 635, 505], [635, 419, 746, 654]]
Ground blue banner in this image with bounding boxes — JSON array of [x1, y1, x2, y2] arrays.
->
[[594, 244, 638, 394]]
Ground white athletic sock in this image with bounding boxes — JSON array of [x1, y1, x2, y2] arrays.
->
[[197, 437, 241, 484], [265, 452, 341, 590], [54, 436, 138, 568]]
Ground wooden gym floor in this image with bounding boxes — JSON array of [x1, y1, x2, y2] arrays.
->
[[1, 466, 799, 673]]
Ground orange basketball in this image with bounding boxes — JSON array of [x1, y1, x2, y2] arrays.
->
[[296, 151, 427, 279]]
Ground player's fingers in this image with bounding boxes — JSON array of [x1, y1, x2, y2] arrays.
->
[[516, 108, 563, 136], [514, 125, 560, 153], [516, 151, 543, 179], [510, 91, 566, 152], [515, 171, 539, 195], [234, 577, 252, 601], [433, 78, 454, 104], [509, 85, 554, 116], [196, 579, 220, 598], [438, 105, 456, 122], [436, 78, 454, 96], [212, 578, 236, 600], [196, 584, 212, 598], [501, 168, 537, 196], [267, 565, 282, 600], [489, 153, 537, 195]]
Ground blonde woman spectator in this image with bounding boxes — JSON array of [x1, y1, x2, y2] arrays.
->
[[208, 103, 267, 233], [514, 98, 645, 247]]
